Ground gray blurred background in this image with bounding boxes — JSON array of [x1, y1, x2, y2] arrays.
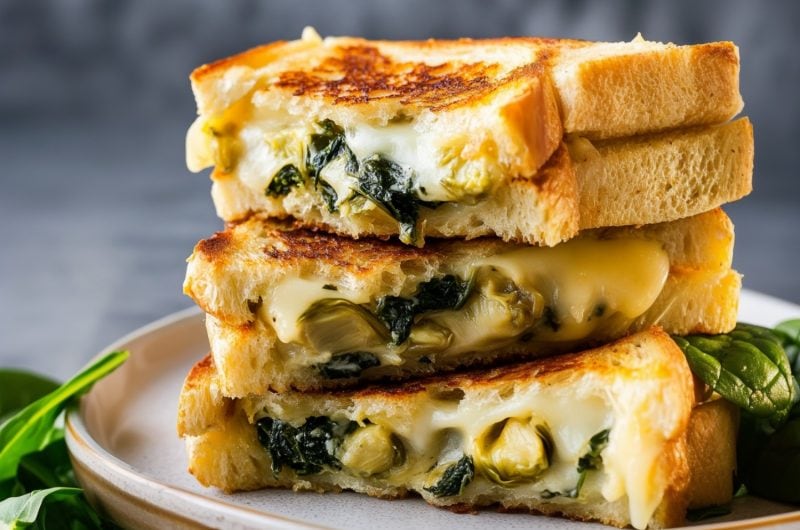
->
[[1, 0, 798, 379]]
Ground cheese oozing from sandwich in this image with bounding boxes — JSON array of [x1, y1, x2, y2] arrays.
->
[[262, 237, 669, 375]]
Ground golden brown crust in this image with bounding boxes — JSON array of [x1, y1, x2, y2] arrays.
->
[[190, 36, 587, 112], [276, 44, 502, 110]]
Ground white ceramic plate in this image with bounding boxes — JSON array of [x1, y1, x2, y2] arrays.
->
[[66, 289, 800, 530]]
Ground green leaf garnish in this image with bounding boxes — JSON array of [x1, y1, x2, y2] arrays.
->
[[0, 371, 59, 424], [0, 487, 103, 528], [673, 323, 796, 423], [0, 351, 128, 482]]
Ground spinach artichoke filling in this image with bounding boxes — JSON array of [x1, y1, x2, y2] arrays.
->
[[295, 268, 617, 380], [254, 413, 610, 500]]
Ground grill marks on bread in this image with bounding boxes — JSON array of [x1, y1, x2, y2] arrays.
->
[[276, 44, 548, 111]]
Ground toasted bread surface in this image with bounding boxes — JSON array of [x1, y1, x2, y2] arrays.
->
[[190, 31, 741, 139]]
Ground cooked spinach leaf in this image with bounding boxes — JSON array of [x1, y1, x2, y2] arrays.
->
[[318, 179, 339, 212], [673, 323, 796, 424], [356, 155, 422, 244], [375, 297, 417, 345], [541, 428, 609, 499], [377, 275, 473, 344], [266, 164, 303, 197], [424, 455, 474, 497], [316, 352, 380, 379], [306, 119, 347, 179], [256, 416, 341, 476]]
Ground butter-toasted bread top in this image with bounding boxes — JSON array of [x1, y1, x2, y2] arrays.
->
[[189, 29, 741, 138]]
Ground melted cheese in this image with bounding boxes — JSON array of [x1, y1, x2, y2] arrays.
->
[[481, 238, 670, 341], [266, 278, 369, 343], [247, 380, 670, 529], [186, 106, 500, 204], [264, 237, 669, 368]]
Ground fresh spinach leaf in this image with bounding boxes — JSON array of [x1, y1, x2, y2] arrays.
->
[[424, 455, 474, 497], [673, 324, 796, 424], [775, 319, 800, 377], [256, 416, 341, 476], [316, 352, 380, 379], [746, 415, 800, 503], [266, 164, 304, 197], [0, 371, 59, 424], [0, 351, 129, 481], [356, 155, 420, 244], [0, 486, 104, 528], [377, 275, 473, 344], [15, 438, 76, 493]]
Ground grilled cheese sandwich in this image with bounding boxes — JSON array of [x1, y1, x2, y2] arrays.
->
[[178, 328, 738, 529], [184, 209, 739, 394], [186, 29, 750, 245]]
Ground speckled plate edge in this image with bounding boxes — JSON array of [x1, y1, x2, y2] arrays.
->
[[65, 292, 800, 530]]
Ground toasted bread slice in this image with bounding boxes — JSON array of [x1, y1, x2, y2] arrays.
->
[[189, 30, 741, 140], [184, 209, 739, 394], [177, 329, 738, 529], [205, 119, 752, 246], [186, 30, 745, 245]]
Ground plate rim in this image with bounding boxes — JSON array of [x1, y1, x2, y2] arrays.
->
[[65, 289, 800, 530]]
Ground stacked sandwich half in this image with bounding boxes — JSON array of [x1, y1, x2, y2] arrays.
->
[[178, 29, 753, 529]]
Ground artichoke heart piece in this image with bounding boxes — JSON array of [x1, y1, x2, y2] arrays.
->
[[420, 267, 542, 351], [474, 417, 553, 486], [340, 424, 404, 476], [298, 299, 391, 355]]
